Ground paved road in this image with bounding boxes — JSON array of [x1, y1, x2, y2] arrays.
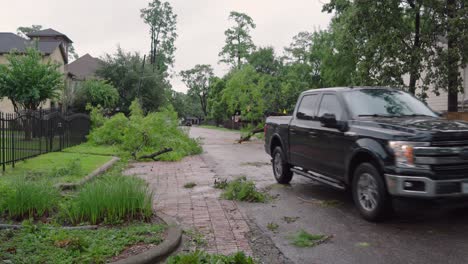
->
[[190, 126, 468, 264]]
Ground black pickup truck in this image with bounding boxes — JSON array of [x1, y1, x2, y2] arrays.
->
[[265, 87, 468, 221]]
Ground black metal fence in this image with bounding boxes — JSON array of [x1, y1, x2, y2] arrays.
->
[[0, 109, 90, 171]]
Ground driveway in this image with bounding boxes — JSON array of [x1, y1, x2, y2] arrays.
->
[[190, 126, 468, 264]]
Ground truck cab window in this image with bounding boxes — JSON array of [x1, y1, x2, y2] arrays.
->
[[296, 94, 318, 119], [318, 94, 342, 120]]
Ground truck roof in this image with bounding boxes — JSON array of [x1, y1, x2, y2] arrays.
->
[[301, 86, 396, 94]]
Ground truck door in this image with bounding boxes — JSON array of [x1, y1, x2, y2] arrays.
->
[[315, 93, 350, 179], [289, 93, 321, 171]]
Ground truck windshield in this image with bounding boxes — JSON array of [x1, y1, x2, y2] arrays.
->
[[342, 89, 438, 118]]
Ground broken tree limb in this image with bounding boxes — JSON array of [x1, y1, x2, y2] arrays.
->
[[137, 147, 173, 161], [238, 127, 264, 144]]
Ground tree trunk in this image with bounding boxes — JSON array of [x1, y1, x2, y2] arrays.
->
[[408, 0, 421, 95], [447, 0, 458, 112]]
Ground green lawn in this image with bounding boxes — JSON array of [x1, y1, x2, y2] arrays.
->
[[0, 223, 166, 264], [1, 152, 113, 184], [63, 143, 121, 156]]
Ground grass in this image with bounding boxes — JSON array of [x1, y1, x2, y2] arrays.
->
[[0, 222, 166, 264], [289, 230, 326, 247], [65, 175, 153, 225], [1, 152, 113, 184], [183, 229, 207, 250], [184, 182, 197, 189], [1, 179, 60, 220], [63, 143, 121, 156], [214, 177, 229, 190], [166, 250, 255, 264], [221, 176, 267, 203]]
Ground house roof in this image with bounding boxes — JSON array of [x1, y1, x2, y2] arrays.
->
[[0, 32, 68, 63], [26, 28, 73, 43], [66, 54, 103, 80]]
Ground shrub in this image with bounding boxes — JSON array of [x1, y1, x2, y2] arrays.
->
[[166, 250, 255, 264], [221, 177, 266, 202], [75, 79, 119, 110], [66, 175, 153, 225], [88, 100, 202, 161], [1, 179, 59, 220]]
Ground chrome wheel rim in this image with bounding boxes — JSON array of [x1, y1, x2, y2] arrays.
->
[[274, 152, 283, 177], [357, 173, 379, 212]]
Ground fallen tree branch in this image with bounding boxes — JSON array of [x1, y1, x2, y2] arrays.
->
[[238, 127, 264, 144], [137, 147, 173, 161]]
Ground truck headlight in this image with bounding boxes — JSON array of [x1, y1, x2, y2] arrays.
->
[[388, 141, 430, 168]]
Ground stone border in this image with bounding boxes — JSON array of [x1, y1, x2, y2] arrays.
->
[[57, 156, 120, 190], [110, 213, 182, 264]]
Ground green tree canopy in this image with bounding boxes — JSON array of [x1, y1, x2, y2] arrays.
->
[[74, 79, 119, 110], [97, 48, 170, 113], [180, 64, 214, 117], [140, 0, 177, 72], [0, 48, 62, 112], [219, 11, 256, 69]]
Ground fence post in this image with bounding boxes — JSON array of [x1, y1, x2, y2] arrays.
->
[[1, 113, 4, 172], [11, 113, 14, 168]]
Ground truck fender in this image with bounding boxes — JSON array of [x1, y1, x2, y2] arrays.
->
[[345, 138, 389, 184], [269, 133, 288, 160]]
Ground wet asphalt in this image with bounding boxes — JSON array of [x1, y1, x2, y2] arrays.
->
[[190, 127, 468, 264]]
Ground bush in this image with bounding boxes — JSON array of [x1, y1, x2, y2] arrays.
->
[[66, 175, 153, 225], [1, 179, 59, 220], [88, 100, 202, 161], [221, 177, 267, 203], [75, 79, 119, 110], [166, 250, 255, 264]]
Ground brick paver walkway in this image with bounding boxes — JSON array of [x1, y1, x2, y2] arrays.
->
[[124, 156, 253, 255]]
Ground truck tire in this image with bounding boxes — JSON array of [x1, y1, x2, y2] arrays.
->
[[352, 163, 393, 222], [272, 146, 293, 184]]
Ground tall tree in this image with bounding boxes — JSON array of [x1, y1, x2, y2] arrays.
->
[[0, 48, 62, 113], [284, 31, 314, 64], [180, 64, 214, 116], [97, 48, 170, 113], [140, 0, 177, 72], [219, 11, 256, 69], [17, 25, 79, 61]]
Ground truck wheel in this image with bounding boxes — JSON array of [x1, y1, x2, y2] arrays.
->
[[272, 147, 293, 184], [352, 163, 392, 222]]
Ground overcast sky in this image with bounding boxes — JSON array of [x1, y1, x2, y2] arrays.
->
[[1, 0, 332, 93]]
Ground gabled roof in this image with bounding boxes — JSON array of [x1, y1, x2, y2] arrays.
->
[[66, 54, 103, 80], [0, 32, 68, 63], [0, 33, 29, 54], [27, 28, 73, 43]]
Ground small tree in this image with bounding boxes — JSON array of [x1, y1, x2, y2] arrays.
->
[[75, 79, 119, 110], [180, 64, 214, 116], [0, 48, 62, 113]]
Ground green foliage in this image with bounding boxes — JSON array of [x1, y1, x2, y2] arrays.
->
[[0, 223, 165, 264], [1, 179, 59, 220], [171, 90, 204, 119], [221, 176, 266, 203], [289, 230, 326, 247], [97, 48, 170, 113], [88, 113, 129, 145], [88, 101, 201, 161], [267, 222, 279, 232], [213, 177, 229, 190], [140, 0, 178, 72], [0, 48, 62, 112], [75, 79, 119, 110], [180, 64, 214, 116], [86, 104, 106, 129], [167, 250, 255, 264], [66, 175, 153, 225], [183, 182, 197, 189], [219, 11, 256, 69], [51, 159, 83, 178]]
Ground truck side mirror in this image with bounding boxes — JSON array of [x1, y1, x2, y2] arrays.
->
[[319, 113, 348, 131]]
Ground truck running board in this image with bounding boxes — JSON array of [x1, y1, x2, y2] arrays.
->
[[291, 167, 346, 190]]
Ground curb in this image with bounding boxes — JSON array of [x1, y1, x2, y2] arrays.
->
[[110, 213, 182, 264], [57, 156, 120, 190]]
